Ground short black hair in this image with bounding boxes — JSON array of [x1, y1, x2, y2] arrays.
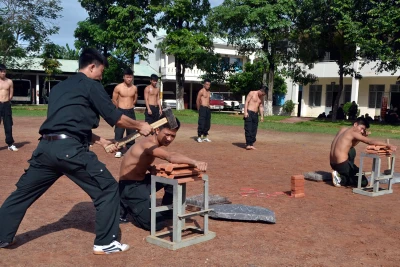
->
[[124, 68, 133, 76], [0, 64, 6, 71], [356, 117, 370, 128], [150, 74, 158, 81], [260, 85, 268, 93], [204, 79, 211, 84], [79, 48, 108, 69], [158, 116, 180, 131]]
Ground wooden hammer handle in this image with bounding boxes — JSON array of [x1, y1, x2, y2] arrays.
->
[[105, 117, 168, 153]]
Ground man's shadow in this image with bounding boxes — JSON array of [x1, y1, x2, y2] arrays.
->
[[0, 141, 30, 151], [10, 202, 95, 248], [232, 142, 247, 149]]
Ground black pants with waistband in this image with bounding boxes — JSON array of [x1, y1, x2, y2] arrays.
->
[[145, 105, 160, 124], [0, 137, 121, 245], [114, 108, 136, 150], [119, 174, 173, 231], [198, 106, 211, 137], [244, 110, 259, 146], [0, 101, 15, 146]]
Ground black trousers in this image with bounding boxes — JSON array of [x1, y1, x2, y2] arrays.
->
[[0, 138, 120, 245], [0, 101, 15, 146], [330, 147, 367, 186], [197, 106, 211, 137], [244, 110, 258, 146], [145, 105, 160, 124], [119, 174, 173, 231], [114, 108, 136, 150]]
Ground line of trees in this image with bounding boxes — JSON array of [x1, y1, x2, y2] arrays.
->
[[1, 0, 400, 117]]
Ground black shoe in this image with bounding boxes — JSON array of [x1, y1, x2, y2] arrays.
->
[[119, 217, 129, 224]]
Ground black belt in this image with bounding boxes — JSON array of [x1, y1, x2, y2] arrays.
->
[[42, 134, 72, 141]]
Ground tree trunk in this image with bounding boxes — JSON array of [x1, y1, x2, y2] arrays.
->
[[175, 58, 185, 110], [264, 52, 275, 116], [332, 54, 344, 122]]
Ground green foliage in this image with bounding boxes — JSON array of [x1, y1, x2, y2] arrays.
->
[[227, 61, 287, 98], [198, 53, 239, 84], [40, 43, 62, 79], [106, 2, 156, 65], [102, 53, 130, 85], [0, 0, 62, 69], [282, 100, 295, 114], [58, 44, 80, 60], [343, 102, 352, 115]]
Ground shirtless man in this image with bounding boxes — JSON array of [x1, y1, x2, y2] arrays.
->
[[144, 74, 162, 124], [112, 68, 138, 158], [118, 117, 207, 230], [243, 86, 266, 150], [330, 117, 397, 187], [196, 79, 212, 143], [0, 64, 17, 151]]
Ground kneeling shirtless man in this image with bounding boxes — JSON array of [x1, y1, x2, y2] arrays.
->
[[119, 117, 207, 230], [330, 117, 397, 187]]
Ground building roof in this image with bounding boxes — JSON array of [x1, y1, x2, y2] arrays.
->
[[10, 57, 159, 76]]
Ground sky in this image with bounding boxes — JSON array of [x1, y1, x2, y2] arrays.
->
[[50, 0, 224, 49]]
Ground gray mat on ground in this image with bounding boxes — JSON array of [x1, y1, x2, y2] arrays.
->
[[186, 194, 231, 207], [304, 171, 331, 181], [376, 172, 400, 184], [208, 204, 276, 224]]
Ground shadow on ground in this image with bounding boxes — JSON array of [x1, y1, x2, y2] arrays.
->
[[0, 141, 30, 151]]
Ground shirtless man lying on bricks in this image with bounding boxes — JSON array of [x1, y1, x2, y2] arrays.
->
[[330, 117, 397, 187], [118, 117, 207, 230]]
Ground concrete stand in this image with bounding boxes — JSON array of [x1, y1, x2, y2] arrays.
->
[[146, 174, 216, 250], [353, 153, 396, 197]]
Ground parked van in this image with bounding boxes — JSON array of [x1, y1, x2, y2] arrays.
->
[[210, 93, 224, 110], [162, 91, 176, 109]]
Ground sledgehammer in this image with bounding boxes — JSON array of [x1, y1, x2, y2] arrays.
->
[[105, 107, 178, 153]]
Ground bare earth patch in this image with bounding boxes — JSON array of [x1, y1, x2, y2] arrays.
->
[[0, 117, 400, 266]]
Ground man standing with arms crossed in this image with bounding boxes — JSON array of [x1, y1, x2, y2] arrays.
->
[[0, 64, 18, 151], [144, 74, 162, 124], [0, 49, 152, 254], [112, 68, 138, 158], [243, 86, 266, 150], [196, 79, 212, 143]]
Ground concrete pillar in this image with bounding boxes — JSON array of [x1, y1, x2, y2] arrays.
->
[[351, 47, 360, 102], [159, 80, 163, 107], [190, 82, 193, 109], [35, 74, 40, 105]]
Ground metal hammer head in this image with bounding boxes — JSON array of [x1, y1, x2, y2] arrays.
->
[[162, 107, 179, 129]]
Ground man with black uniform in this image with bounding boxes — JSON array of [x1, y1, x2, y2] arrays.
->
[[0, 48, 152, 254]]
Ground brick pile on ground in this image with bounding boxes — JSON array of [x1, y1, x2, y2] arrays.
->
[[149, 163, 204, 183], [365, 145, 393, 156], [291, 175, 305, 198]]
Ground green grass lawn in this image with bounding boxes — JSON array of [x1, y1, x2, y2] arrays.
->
[[12, 105, 400, 139]]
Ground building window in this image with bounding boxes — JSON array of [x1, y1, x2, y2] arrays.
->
[[309, 85, 322, 106], [325, 84, 339, 107], [368, 85, 385, 108], [344, 85, 352, 103]]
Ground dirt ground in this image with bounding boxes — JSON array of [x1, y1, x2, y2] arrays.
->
[[1, 117, 400, 267]]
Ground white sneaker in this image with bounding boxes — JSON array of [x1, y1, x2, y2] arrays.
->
[[8, 145, 18, 151], [332, 171, 341, 187], [115, 152, 122, 158], [93, 240, 130, 255], [197, 137, 203, 143], [202, 137, 212, 142]]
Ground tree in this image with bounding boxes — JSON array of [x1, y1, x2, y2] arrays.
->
[[40, 43, 62, 103], [75, 0, 115, 56], [208, 0, 295, 115], [0, 0, 62, 69], [106, 0, 157, 80], [58, 44, 80, 60], [198, 53, 240, 85], [227, 61, 287, 99], [154, 0, 213, 110]]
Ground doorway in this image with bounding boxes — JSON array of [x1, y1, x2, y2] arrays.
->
[[390, 92, 400, 109], [297, 90, 302, 117]]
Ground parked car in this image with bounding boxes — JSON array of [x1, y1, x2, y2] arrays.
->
[[223, 96, 241, 110], [162, 91, 176, 109], [210, 93, 224, 110]]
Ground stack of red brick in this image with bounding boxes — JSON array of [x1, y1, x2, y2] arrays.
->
[[291, 175, 305, 198], [149, 163, 204, 183], [365, 145, 393, 156]]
